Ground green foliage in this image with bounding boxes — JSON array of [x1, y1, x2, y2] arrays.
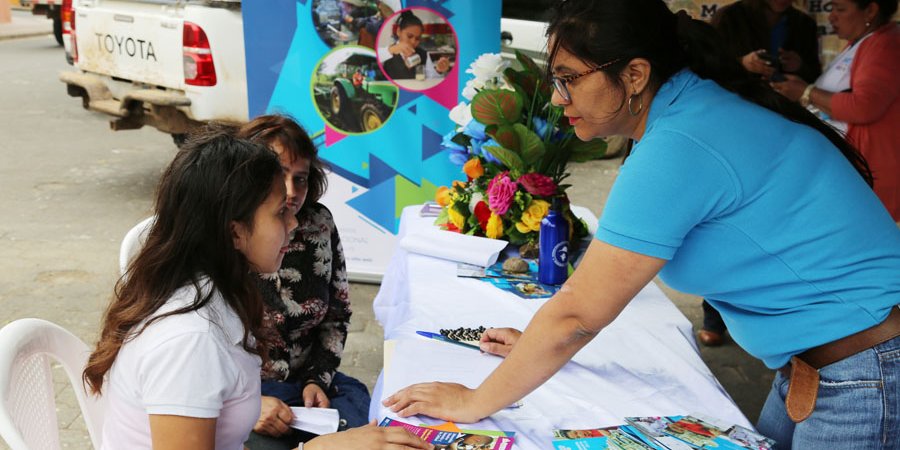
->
[[471, 90, 523, 126]]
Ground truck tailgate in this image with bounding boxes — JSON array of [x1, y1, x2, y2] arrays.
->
[[75, 0, 184, 89]]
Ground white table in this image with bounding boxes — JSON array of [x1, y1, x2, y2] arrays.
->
[[369, 206, 750, 449]]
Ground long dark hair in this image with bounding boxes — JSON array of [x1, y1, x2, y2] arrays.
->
[[236, 114, 328, 208], [547, 0, 873, 186], [83, 128, 282, 394]]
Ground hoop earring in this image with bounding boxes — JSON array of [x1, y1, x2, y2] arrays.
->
[[627, 92, 643, 116]]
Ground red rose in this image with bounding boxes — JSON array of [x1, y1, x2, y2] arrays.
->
[[474, 201, 491, 231], [517, 173, 557, 197]]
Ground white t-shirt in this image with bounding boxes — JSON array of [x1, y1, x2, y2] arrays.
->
[[810, 33, 874, 133], [100, 279, 262, 450]]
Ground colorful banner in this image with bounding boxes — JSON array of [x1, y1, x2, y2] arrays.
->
[[244, 0, 501, 280]]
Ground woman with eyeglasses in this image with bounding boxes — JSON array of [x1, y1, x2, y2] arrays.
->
[[384, 0, 900, 447]]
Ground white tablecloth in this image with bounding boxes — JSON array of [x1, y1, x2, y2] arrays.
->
[[369, 206, 750, 449]]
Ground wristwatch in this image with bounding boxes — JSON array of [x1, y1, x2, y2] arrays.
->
[[800, 84, 815, 107]]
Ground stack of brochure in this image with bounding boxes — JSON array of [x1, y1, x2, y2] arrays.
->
[[552, 415, 774, 450], [457, 260, 560, 299], [379, 418, 515, 449]]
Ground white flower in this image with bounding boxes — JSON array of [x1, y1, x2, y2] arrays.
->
[[279, 267, 302, 283], [461, 53, 513, 100], [467, 53, 509, 82], [449, 102, 473, 127], [282, 295, 305, 317], [322, 332, 345, 357], [313, 261, 330, 278], [314, 245, 333, 266]]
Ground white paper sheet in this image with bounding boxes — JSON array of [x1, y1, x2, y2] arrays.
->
[[289, 407, 340, 435], [399, 226, 508, 267]]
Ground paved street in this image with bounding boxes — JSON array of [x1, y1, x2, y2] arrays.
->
[[0, 32, 772, 449]]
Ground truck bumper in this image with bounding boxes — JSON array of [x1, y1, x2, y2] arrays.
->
[[59, 70, 202, 134]]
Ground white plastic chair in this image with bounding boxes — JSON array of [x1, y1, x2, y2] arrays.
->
[[119, 216, 155, 276], [0, 319, 105, 450]]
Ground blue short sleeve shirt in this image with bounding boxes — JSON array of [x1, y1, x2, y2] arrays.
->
[[596, 70, 900, 368]]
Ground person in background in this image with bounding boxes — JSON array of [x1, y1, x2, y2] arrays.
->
[[702, 0, 824, 346], [383, 1, 900, 448], [381, 9, 451, 80], [772, 0, 900, 223], [237, 115, 419, 450], [712, 0, 821, 83], [353, 68, 365, 87]]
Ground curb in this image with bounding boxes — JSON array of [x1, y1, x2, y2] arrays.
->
[[0, 30, 51, 41]]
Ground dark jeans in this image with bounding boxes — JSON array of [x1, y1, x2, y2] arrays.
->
[[245, 372, 371, 450], [701, 299, 727, 334]]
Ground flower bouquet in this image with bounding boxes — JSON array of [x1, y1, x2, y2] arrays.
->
[[434, 51, 607, 246]]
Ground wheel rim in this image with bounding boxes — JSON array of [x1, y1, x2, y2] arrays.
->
[[331, 92, 341, 114], [362, 110, 382, 131]]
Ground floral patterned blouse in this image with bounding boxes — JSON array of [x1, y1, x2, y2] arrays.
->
[[258, 202, 352, 390]]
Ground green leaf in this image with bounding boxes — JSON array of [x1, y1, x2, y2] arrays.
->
[[567, 137, 608, 162], [504, 68, 537, 104], [513, 124, 545, 165], [484, 145, 526, 172], [490, 125, 520, 151], [515, 50, 544, 76], [471, 90, 523, 126]]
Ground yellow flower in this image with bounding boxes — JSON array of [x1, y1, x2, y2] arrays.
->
[[486, 213, 504, 239], [435, 186, 451, 207], [515, 199, 550, 233], [463, 158, 485, 179], [447, 205, 466, 230]]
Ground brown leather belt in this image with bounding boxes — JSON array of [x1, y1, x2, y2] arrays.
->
[[779, 306, 900, 423]]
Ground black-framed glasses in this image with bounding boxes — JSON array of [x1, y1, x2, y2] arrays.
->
[[550, 58, 621, 103]]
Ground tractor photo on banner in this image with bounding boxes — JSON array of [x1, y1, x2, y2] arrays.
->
[[243, 0, 502, 280]]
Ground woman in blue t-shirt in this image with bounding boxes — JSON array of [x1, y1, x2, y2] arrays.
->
[[383, 1, 900, 447]]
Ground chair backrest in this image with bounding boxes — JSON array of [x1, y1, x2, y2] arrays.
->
[[0, 319, 105, 450], [119, 216, 155, 276]]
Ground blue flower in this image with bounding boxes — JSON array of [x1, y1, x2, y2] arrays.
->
[[463, 120, 487, 141], [479, 138, 503, 165], [448, 148, 469, 166], [532, 117, 550, 140], [441, 131, 465, 152]]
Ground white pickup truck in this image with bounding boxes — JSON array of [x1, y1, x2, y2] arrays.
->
[[58, 0, 552, 142]]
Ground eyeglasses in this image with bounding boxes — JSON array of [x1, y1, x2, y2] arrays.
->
[[550, 58, 621, 103]]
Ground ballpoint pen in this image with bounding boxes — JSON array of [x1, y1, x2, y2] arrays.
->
[[416, 330, 481, 351]]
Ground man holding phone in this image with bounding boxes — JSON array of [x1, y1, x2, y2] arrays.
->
[[712, 0, 821, 83]]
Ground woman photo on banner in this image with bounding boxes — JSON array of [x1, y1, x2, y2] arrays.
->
[[379, 9, 453, 81], [771, 0, 900, 223], [383, 1, 900, 448]]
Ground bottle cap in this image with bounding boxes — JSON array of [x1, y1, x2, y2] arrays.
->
[[550, 197, 562, 211]]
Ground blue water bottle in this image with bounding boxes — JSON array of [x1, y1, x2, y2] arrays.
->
[[538, 197, 569, 285]]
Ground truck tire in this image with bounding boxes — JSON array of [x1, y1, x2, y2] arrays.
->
[[52, 14, 63, 46], [359, 103, 386, 132], [330, 85, 349, 118]]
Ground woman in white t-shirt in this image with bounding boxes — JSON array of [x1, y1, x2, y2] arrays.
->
[[81, 130, 432, 450]]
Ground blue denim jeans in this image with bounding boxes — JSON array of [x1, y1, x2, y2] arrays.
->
[[756, 335, 900, 449]]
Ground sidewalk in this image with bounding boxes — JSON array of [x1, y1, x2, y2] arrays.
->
[[0, 9, 51, 41]]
